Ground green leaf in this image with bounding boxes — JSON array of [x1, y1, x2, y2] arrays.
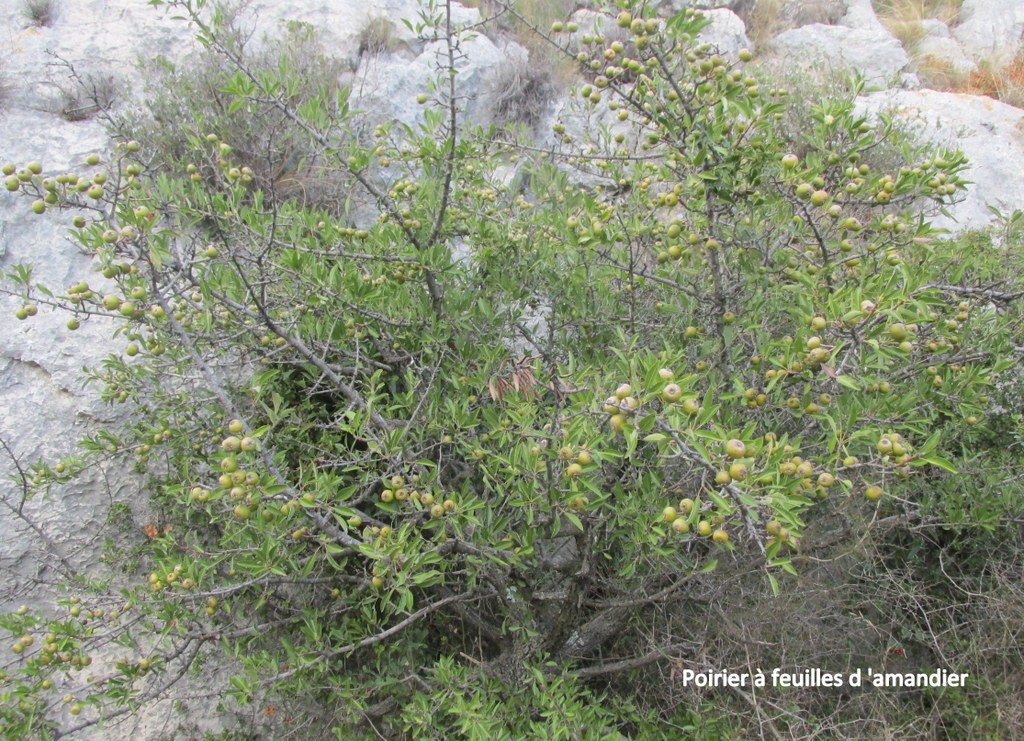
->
[[836, 375, 860, 390], [919, 455, 957, 473]]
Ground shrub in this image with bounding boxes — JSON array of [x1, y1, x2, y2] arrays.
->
[[114, 17, 351, 214], [50, 63, 118, 122], [480, 51, 554, 129], [21, 0, 56, 27], [2, 1, 1023, 738], [357, 16, 401, 58]]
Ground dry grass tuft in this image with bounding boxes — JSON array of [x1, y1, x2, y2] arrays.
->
[[22, 0, 57, 27], [913, 52, 1024, 110], [873, 0, 964, 48]]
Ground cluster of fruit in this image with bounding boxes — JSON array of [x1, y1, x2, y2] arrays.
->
[[380, 475, 455, 520]]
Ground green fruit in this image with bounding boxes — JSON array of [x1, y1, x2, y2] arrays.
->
[[725, 439, 746, 459], [4, 176, 19, 191], [864, 485, 883, 501], [810, 190, 829, 206], [662, 383, 682, 402], [31, 200, 46, 214], [662, 506, 677, 522], [27, 161, 42, 175]]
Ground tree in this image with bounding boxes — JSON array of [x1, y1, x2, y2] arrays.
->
[[3, 0, 1023, 738]]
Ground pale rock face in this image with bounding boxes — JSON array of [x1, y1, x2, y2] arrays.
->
[[858, 89, 1024, 233], [698, 8, 751, 58], [915, 35, 978, 76], [954, 0, 1024, 66], [771, 23, 910, 87], [839, 0, 888, 34]]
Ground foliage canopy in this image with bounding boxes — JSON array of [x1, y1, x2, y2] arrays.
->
[[2, 0, 1024, 738]]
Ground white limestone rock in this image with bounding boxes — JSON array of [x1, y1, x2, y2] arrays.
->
[[858, 89, 1024, 233]]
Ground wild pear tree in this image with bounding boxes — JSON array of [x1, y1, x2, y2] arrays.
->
[[1, 0, 1021, 738]]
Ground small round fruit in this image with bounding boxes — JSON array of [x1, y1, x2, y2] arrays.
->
[[221, 436, 242, 452], [682, 398, 700, 415], [233, 504, 251, 520], [781, 153, 799, 169], [371, 576, 385, 589], [662, 383, 682, 402], [678, 498, 694, 514], [576, 451, 592, 466], [430, 503, 445, 518], [728, 462, 748, 481], [817, 472, 835, 488], [712, 529, 729, 544], [565, 463, 583, 478], [658, 367, 674, 380], [766, 520, 782, 537], [662, 506, 677, 523], [31, 199, 46, 214], [672, 518, 690, 533], [609, 413, 627, 432], [614, 383, 632, 400], [864, 485, 883, 501], [697, 520, 713, 537], [725, 439, 746, 459], [714, 470, 732, 485]]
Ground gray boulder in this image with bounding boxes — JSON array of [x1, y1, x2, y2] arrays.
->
[[954, 0, 1024, 65], [771, 23, 910, 87], [858, 89, 1024, 233]]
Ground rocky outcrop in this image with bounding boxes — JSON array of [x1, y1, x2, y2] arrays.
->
[[698, 8, 751, 58], [771, 23, 910, 86], [954, 0, 1024, 66], [858, 89, 1024, 233], [915, 20, 978, 76]]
